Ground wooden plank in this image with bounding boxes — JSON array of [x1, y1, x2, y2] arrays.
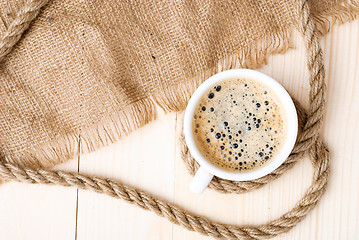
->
[[0, 19, 357, 240]]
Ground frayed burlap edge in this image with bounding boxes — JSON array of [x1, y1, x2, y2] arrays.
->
[[1, 1, 358, 168], [10, 28, 294, 168], [313, 0, 359, 34], [5, 98, 156, 168]]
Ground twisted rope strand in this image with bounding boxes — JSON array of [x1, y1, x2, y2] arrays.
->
[[0, 138, 329, 240], [0, 0, 329, 239], [297, 1, 326, 146], [0, 0, 50, 62]]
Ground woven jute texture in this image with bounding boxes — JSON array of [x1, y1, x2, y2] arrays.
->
[[0, 0, 357, 167], [0, 0, 357, 239]]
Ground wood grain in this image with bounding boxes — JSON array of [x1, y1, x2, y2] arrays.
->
[[0, 20, 358, 240]]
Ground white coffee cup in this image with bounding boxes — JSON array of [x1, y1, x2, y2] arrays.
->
[[184, 69, 298, 194]]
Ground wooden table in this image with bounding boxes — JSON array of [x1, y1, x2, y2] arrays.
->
[[0, 20, 358, 240]]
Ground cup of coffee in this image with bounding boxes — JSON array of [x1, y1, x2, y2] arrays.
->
[[184, 69, 298, 194]]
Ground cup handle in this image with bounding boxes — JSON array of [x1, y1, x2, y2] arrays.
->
[[189, 167, 214, 194]]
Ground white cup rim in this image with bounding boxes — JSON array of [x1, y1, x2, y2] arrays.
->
[[183, 69, 298, 181]]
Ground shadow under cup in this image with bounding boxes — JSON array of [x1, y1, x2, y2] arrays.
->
[[184, 69, 298, 194]]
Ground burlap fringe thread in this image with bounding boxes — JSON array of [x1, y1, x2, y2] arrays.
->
[[1, 0, 359, 239], [2, 0, 358, 168]]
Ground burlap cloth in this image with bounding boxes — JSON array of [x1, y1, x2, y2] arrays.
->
[[0, 0, 358, 239]]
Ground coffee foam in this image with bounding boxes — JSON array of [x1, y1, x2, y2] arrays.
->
[[192, 77, 287, 172]]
